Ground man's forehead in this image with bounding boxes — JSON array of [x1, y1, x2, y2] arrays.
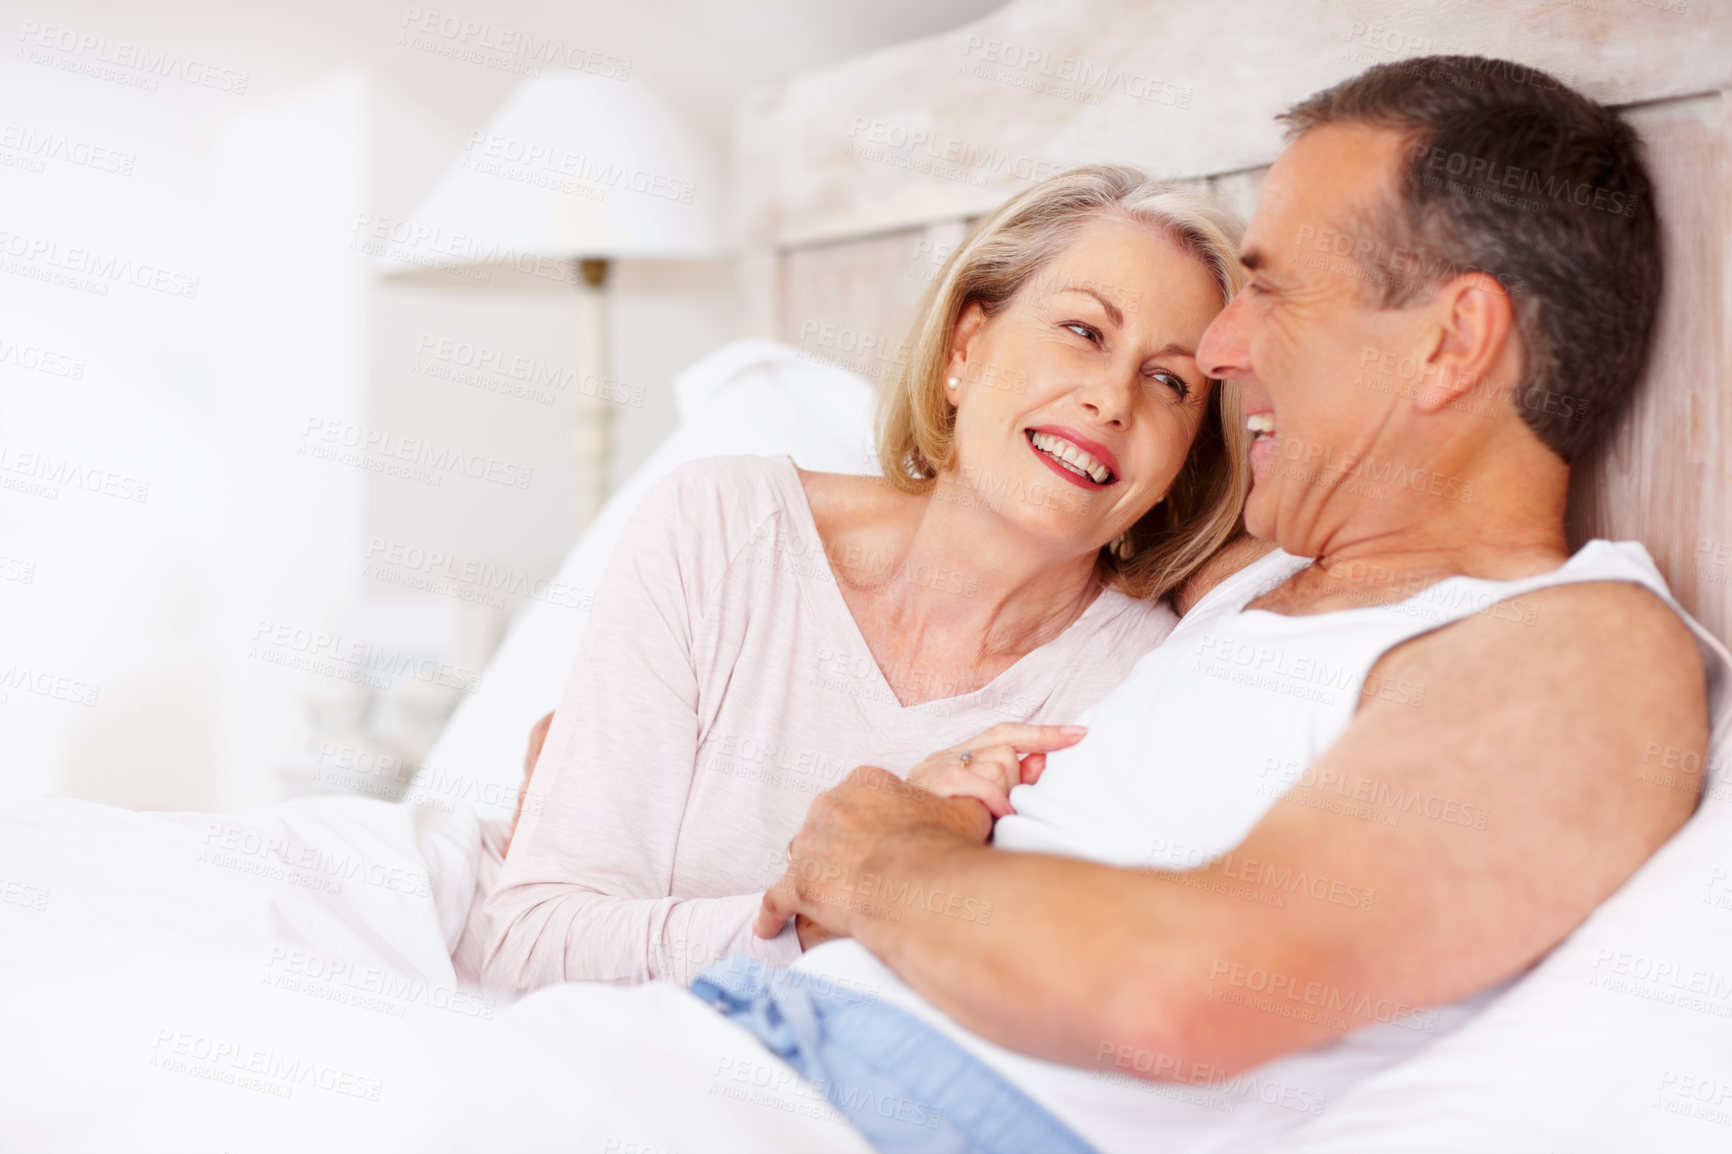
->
[[1244, 123, 1410, 257]]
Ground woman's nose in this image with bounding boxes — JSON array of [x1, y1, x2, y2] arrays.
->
[[1075, 366, 1135, 426]]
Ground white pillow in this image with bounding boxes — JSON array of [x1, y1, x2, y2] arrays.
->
[[412, 341, 879, 819]]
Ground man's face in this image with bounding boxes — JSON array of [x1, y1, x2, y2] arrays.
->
[[1197, 124, 1438, 550]]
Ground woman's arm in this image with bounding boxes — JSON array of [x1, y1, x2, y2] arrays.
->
[[503, 711, 554, 856], [479, 465, 800, 995]]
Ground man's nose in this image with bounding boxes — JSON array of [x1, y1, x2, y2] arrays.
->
[[1198, 293, 1252, 383]]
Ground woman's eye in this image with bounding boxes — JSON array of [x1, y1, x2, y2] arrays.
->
[[1063, 321, 1102, 344], [1147, 370, 1190, 400]]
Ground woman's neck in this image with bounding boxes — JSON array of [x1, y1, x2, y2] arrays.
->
[[818, 471, 1108, 664]]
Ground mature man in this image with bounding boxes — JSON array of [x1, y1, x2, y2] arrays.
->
[[435, 56, 1719, 1154]]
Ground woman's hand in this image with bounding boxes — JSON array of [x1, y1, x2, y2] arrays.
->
[[506, 711, 556, 855], [906, 722, 1087, 818], [524, 711, 555, 775]]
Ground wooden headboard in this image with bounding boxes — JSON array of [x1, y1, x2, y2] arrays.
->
[[733, 0, 1732, 644]]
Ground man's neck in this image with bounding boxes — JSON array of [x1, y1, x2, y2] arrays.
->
[[1258, 435, 1572, 615]]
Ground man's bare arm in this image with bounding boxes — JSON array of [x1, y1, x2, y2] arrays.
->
[[760, 582, 1707, 1076]]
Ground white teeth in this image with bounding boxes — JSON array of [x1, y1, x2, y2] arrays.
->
[[1029, 431, 1112, 483], [1246, 413, 1275, 435]]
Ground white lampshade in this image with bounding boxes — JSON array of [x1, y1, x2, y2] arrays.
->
[[405, 71, 731, 265]]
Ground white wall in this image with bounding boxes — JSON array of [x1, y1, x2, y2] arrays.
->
[[0, 16, 237, 810], [0, 0, 1005, 812]]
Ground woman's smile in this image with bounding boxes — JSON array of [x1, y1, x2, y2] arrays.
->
[[1022, 425, 1120, 489]]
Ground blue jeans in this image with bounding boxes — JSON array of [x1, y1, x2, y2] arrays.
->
[[691, 955, 1098, 1154]]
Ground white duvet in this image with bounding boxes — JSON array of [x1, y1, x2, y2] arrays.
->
[[0, 793, 877, 1154], [5, 782, 1732, 1152], [0, 795, 494, 1153]]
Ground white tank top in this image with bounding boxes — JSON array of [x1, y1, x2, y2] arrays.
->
[[794, 539, 1730, 1154]]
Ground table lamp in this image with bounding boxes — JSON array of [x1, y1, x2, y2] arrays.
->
[[395, 70, 731, 526]]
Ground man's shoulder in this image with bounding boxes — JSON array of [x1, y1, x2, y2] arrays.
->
[[1368, 578, 1708, 806], [1389, 578, 1700, 689]]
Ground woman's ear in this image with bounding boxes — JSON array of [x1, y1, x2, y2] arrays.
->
[[946, 302, 989, 396]]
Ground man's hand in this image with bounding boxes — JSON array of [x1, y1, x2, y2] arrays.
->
[[756, 724, 1085, 943], [794, 914, 842, 951], [754, 765, 988, 942]]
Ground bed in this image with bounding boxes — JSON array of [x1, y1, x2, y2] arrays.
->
[[3, 1, 1731, 1150]]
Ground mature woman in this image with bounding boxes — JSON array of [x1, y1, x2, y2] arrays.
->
[[463, 166, 1251, 995]]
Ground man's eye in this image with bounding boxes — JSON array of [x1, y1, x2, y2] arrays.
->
[[1063, 322, 1102, 343]]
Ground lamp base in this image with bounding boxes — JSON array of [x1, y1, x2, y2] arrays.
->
[[572, 257, 614, 530]]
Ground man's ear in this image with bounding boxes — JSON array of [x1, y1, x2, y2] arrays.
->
[[1413, 272, 1518, 414], [946, 302, 989, 398]]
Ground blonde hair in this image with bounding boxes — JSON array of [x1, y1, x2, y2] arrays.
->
[[876, 164, 1251, 601]]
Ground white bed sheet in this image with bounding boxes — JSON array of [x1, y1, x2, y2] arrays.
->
[[0, 794, 490, 1153], [0, 793, 873, 1153]]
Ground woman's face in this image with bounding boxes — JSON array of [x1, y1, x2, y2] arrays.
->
[[943, 216, 1224, 557]]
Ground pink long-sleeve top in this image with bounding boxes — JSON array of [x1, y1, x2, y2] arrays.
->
[[478, 455, 1177, 992]]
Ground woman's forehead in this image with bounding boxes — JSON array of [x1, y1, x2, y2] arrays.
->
[[1023, 231, 1223, 332]]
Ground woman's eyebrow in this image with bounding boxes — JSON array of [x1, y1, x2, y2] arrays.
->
[[1148, 341, 1196, 360], [1057, 286, 1124, 329]]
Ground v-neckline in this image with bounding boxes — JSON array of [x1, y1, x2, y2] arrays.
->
[[769, 455, 1115, 713]]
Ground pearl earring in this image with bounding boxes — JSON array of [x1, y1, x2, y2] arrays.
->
[[947, 376, 960, 389]]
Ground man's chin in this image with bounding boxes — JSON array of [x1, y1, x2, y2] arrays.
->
[[1243, 487, 1278, 543]]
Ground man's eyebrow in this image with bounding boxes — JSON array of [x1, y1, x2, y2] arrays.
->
[[1058, 286, 1124, 328]]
